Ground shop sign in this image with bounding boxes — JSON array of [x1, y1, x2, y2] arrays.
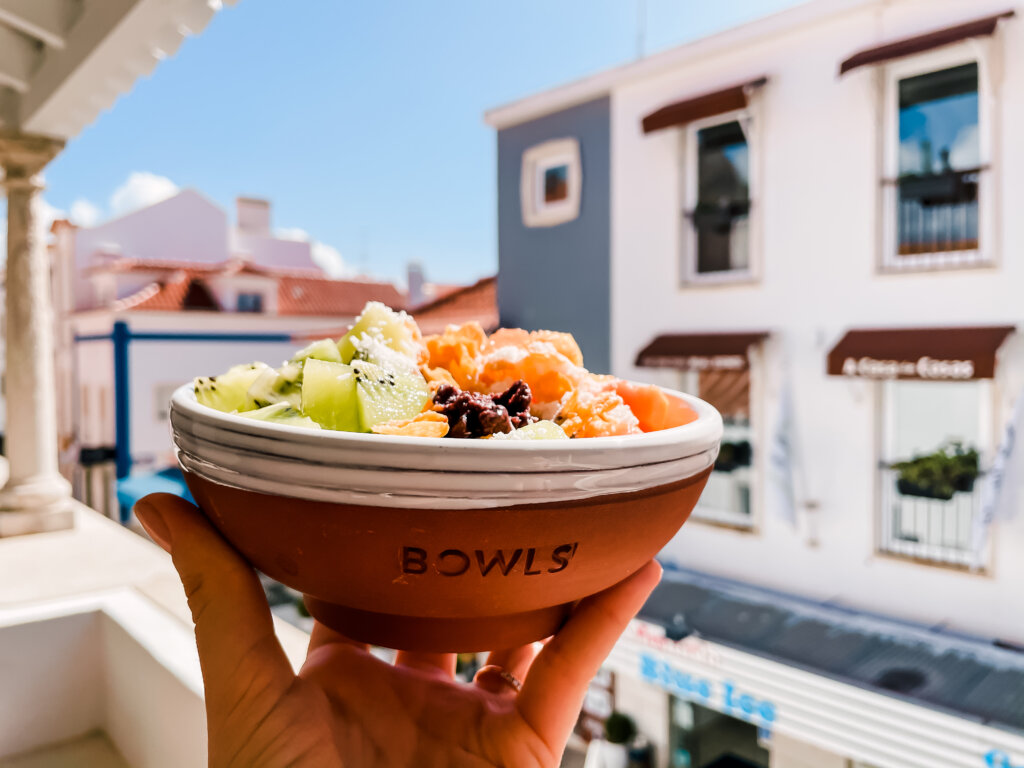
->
[[840, 356, 975, 380], [987, 750, 1024, 768], [640, 354, 747, 371], [639, 652, 777, 730], [627, 621, 722, 667]]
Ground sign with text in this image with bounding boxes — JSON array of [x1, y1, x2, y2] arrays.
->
[[827, 327, 1014, 381]]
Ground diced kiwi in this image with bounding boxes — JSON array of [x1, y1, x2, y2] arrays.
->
[[291, 338, 343, 364], [352, 359, 430, 429], [246, 366, 302, 410], [238, 402, 320, 429], [338, 302, 420, 364], [194, 362, 270, 413], [490, 420, 569, 440], [301, 359, 361, 432]]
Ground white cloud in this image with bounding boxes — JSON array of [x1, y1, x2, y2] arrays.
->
[[33, 197, 64, 238], [110, 171, 178, 217], [275, 226, 354, 278], [311, 241, 355, 279], [69, 198, 102, 227], [949, 124, 980, 170]]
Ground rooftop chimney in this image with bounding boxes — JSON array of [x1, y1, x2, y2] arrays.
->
[[237, 197, 271, 235], [407, 261, 425, 308]]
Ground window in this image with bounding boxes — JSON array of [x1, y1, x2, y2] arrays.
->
[[879, 380, 991, 567], [883, 49, 993, 270], [681, 369, 755, 529], [236, 292, 264, 313], [519, 138, 582, 228], [683, 116, 754, 282], [154, 383, 179, 422]]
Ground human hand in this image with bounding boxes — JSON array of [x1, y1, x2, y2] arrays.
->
[[134, 493, 661, 768]]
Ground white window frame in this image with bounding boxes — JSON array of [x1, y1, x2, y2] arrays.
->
[[680, 107, 761, 286], [880, 40, 997, 272], [520, 138, 582, 228], [679, 345, 763, 532], [876, 379, 994, 568]]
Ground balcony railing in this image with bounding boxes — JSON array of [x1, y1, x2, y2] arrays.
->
[[894, 168, 981, 264], [879, 468, 981, 567]]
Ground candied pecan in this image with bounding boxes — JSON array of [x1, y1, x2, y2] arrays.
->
[[432, 380, 537, 438]]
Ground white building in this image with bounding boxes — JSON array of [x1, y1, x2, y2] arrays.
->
[[489, 1, 1024, 766], [52, 192, 405, 516]]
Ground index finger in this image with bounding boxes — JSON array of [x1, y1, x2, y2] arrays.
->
[[516, 561, 662, 747]]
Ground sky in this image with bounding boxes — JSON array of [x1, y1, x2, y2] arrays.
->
[[39, 0, 806, 286]]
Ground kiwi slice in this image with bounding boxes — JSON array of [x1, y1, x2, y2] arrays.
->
[[246, 365, 302, 410], [291, 338, 342, 364], [194, 362, 270, 413], [301, 359, 361, 432], [238, 402, 320, 429], [338, 302, 420, 364], [352, 359, 430, 430]]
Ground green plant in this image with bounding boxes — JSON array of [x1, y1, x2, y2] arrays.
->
[[604, 711, 637, 745], [890, 441, 979, 501]]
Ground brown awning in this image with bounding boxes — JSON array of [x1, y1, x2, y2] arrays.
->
[[839, 10, 1015, 75], [641, 77, 768, 134], [827, 326, 1014, 380], [636, 332, 770, 370]]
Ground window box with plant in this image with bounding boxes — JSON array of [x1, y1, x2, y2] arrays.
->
[[713, 439, 752, 473], [889, 441, 980, 501]]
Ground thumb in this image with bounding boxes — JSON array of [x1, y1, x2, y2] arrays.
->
[[134, 493, 295, 718]]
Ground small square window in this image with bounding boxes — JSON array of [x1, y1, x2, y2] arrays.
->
[[237, 292, 263, 313], [520, 138, 582, 228], [154, 382, 179, 422]]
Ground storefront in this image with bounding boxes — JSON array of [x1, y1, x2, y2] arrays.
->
[[599, 567, 1024, 768]]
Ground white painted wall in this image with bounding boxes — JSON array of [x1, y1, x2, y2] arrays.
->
[[608, 0, 1024, 640], [234, 232, 316, 271], [129, 337, 299, 470], [0, 595, 206, 767]]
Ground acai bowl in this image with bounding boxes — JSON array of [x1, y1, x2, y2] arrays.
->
[[169, 303, 722, 652]]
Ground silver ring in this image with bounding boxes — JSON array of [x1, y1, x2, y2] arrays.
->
[[497, 669, 523, 692]]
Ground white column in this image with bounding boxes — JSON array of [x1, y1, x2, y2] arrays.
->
[[0, 132, 72, 536]]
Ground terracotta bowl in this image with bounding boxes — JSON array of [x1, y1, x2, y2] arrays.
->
[[170, 383, 721, 652]]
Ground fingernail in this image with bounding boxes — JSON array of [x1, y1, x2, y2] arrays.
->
[[134, 498, 172, 552]]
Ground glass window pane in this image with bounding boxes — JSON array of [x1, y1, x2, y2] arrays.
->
[[887, 380, 981, 458], [897, 63, 979, 256], [694, 120, 750, 274]]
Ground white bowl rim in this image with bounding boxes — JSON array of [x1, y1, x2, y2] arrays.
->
[[169, 380, 722, 457]]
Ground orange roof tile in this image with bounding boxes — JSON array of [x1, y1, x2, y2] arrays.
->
[[100, 259, 405, 317], [277, 277, 405, 316], [412, 276, 498, 336]]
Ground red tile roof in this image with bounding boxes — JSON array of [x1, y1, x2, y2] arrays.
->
[[277, 277, 405, 316], [412, 276, 498, 335], [102, 258, 405, 317]]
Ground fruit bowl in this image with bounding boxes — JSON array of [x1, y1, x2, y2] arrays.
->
[[170, 382, 722, 652]]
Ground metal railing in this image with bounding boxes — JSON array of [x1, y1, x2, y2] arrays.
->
[[896, 169, 980, 258], [879, 468, 980, 567]]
